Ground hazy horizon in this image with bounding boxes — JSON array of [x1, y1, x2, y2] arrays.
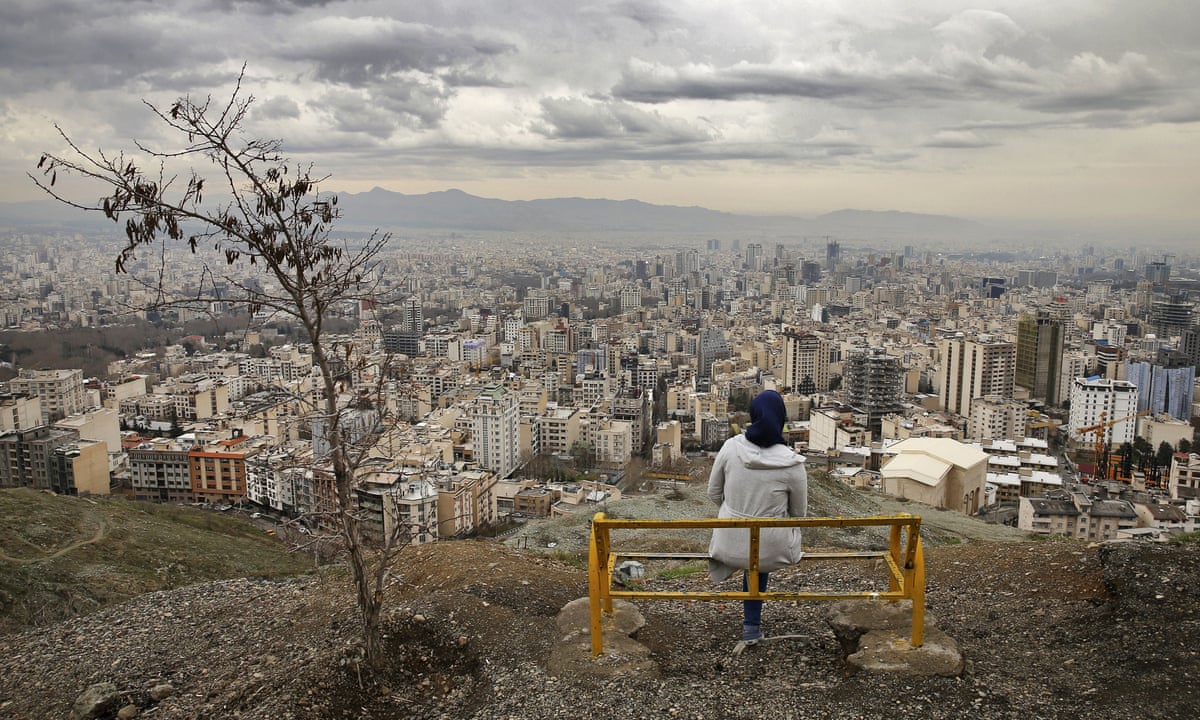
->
[[3, 1, 1197, 239]]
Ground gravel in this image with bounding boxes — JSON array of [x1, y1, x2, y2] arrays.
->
[[1, 489, 1197, 720]]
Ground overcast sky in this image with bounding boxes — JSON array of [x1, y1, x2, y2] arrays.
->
[[3, 0, 1197, 233]]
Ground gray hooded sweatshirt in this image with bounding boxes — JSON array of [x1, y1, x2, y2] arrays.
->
[[707, 434, 808, 583]]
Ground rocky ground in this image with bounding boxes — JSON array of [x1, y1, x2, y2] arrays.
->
[[1, 534, 1197, 720]]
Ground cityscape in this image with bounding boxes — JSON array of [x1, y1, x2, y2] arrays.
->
[[2, 1, 1200, 715], [1, 217, 1197, 545]]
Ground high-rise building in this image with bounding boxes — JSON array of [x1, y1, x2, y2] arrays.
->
[[619, 286, 642, 312], [783, 330, 831, 394], [523, 291, 550, 320], [825, 239, 840, 271], [1182, 326, 1200, 367], [938, 334, 1015, 418], [1016, 310, 1065, 405], [1149, 295, 1194, 338], [1059, 353, 1090, 405], [1068, 378, 1138, 447], [744, 243, 763, 272], [473, 383, 520, 480], [1015, 270, 1058, 288], [843, 348, 904, 432], [401, 297, 423, 334], [696, 326, 729, 379], [610, 385, 651, 455], [1145, 261, 1171, 285], [1124, 360, 1195, 422]]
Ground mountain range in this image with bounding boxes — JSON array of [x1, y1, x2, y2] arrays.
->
[[1, 187, 991, 246]]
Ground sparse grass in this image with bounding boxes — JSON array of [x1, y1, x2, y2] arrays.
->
[[656, 562, 706, 580], [0, 488, 312, 634], [546, 548, 587, 568], [1030, 533, 1075, 542], [1172, 531, 1200, 544], [132, 502, 269, 539]]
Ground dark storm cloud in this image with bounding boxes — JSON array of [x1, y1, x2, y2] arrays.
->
[[534, 97, 712, 144], [2, 0, 1198, 224], [203, 0, 340, 13], [0, 1, 228, 97], [613, 63, 889, 104], [139, 68, 251, 95], [254, 95, 302, 120], [372, 80, 453, 129], [314, 81, 450, 139], [279, 21, 514, 88], [1022, 53, 1167, 114], [610, 0, 678, 32]]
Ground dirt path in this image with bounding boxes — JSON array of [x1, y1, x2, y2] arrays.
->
[[0, 518, 108, 564]]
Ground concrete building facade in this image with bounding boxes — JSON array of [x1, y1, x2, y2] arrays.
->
[[939, 335, 1015, 418]]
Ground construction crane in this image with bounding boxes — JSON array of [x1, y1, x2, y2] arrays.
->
[[1025, 410, 1060, 439], [1076, 410, 1150, 481]]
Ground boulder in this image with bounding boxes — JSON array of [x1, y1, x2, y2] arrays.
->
[[550, 597, 657, 678], [825, 600, 963, 677], [71, 682, 120, 720]]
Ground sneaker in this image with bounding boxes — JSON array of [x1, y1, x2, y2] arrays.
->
[[742, 623, 763, 644]]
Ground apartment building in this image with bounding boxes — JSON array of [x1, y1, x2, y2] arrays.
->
[[473, 383, 520, 480], [0, 425, 80, 490], [9, 368, 87, 424], [189, 436, 260, 505], [1068, 378, 1139, 446], [1169, 453, 1200, 500], [130, 437, 195, 503], [1018, 489, 1137, 541], [46, 439, 110, 496], [0, 392, 41, 432], [1015, 309, 1065, 405], [783, 330, 831, 393], [939, 334, 1015, 418], [967, 395, 1028, 441]]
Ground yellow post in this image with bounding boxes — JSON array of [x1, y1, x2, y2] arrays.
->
[[588, 512, 606, 657], [747, 526, 761, 597], [909, 537, 925, 647], [597, 522, 613, 614], [888, 523, 901, 596]]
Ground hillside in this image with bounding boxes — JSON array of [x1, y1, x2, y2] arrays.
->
[[1, 483, 1197, 719], [0, 488, 313, 635]]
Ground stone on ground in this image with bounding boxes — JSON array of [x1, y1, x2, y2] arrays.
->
[[71, 682, 120, 720], [826, 600, 963, 677], [550, 597, 657, 677]]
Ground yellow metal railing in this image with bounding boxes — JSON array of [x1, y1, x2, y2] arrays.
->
[[587, 512, 925, 656]]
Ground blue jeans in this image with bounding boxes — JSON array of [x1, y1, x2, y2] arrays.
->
[[742, 570, 770, 626]]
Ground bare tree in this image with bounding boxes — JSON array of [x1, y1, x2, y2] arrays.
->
[[32, 73, 399, 668]]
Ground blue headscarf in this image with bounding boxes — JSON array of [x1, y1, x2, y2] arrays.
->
[[744, 390, 787, 448]]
